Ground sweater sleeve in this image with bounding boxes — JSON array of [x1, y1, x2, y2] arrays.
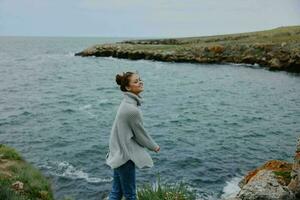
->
[[128, 109, 159, 151]]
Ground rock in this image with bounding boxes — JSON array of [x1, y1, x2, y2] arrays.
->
[[288, 137, 300, 198], [241, 55, 256, 65], [281, 42, 287, 47], [296, 137, 300, 152], [269, 58, 281, 68], [225, 137, 300, 200], [208, 45, 225, 54], [121, 38, 182, 45], [237, 169, 295, 200], [223, 198, 241, 200], [11, 181, 24, 191], [239, 160, 293, 188], [252, 43, 275, 51]]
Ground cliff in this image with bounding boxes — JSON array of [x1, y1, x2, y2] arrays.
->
[[75, 26, 300, 73], [0, 144, 54, 200]]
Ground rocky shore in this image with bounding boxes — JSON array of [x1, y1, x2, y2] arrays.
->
[[2, 138, 300, 200], [225, 137, 300, 200], [75, 26, 300, 73]]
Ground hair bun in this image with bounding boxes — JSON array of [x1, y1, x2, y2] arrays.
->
[[115, 74, 123, 86], [115, 71, 134, 92]]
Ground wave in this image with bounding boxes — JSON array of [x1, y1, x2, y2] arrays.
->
[[230, 62, 260, 68], [66, 52, 75, 57], [78, 104, 98, 118], [79, 104, 92, 110], [220, 176, 242, 199], [102, 56, 119, 61], [41, 161, 112, 183], [61, 108, 76, 113], [98, 99, 111, 105]]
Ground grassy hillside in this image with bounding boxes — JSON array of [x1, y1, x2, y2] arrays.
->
[[0, 144, 54, 200], [121, 25, 300, 46], [76, 26, 300, 72]]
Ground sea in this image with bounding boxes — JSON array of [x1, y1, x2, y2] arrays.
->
[[0, 36, 299, 200]]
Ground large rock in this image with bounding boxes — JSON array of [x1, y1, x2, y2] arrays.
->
[[225, 137, 300, 200], [237, 169, 294, 200], [288, 137, 300, 198], [239, 160, 293, 188], [269, 58, 282, 68]]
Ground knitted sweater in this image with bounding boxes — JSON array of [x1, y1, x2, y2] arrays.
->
[[105, 91, 159, 169]]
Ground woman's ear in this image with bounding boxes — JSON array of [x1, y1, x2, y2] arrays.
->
[[125, 86, 130, 91]]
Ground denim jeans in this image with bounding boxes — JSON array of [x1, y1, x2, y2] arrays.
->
[[109, 160, 136, 200]]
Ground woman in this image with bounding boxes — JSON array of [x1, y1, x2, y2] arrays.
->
[[106, 71, 160, 200]]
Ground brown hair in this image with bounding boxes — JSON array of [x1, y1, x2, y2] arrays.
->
[[115, 71, 135, 92]]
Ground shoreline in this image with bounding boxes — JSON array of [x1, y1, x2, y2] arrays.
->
[[75, 26, 300, 73], [2, 136, 299, 200]]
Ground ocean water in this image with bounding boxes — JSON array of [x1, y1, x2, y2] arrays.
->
[[0, 36, 299, 200]]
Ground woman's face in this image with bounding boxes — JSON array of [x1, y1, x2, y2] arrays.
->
[[126, 73, 144, 95]]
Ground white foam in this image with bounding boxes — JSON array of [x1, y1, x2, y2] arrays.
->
[[102, 56, 118, 61], [52, 161, 112, 183], [79, 104, 97, 118], [66, 52, 75, 57], [98, 99, 109, 104], [79, 104, 92, 110], [220, 176, 243, 199]]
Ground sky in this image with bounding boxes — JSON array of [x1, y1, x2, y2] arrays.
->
[[0, 0, 300, 38]]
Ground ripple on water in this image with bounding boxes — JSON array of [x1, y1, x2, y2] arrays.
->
[[20, 111, 32, 116], [96, 86, 115, 91], [193, 175, 225, 185], [176, 137, 195, 146], [98, 99, 113, 105], [169, 156, 202, 169], [61, 108, 76, 113], [57, 100, 71, 105], [152, 121, 167, 127]]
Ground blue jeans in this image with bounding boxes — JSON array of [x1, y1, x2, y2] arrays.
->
[[109, 160, 136, 200]]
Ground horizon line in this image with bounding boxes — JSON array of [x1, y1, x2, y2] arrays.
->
[[0, 24, 299, 39]]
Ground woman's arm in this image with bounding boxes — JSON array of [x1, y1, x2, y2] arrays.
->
[[128, 109, 159, 152]]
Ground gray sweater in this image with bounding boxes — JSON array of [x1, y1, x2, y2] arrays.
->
[[105, 91, 159, 169]]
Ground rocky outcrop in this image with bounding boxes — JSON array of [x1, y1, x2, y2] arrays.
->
[[238, 169, 294, 200], [120, 38, 183, 45], [288, 137, 300, 198], [75, 26, 300, 73], [75, 43, 300, 72], [225, 137, 300, 200], [238, 160, 293, 188]]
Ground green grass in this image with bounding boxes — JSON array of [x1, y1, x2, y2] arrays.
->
[[137, 174, 197, 200], [142, 25, 300, 45], [113, 26, 300, 52], [0, 177, 27, 200], [0, 144, 54, 200], [0, 144, 23, 160], [273, 171, 292, 185]]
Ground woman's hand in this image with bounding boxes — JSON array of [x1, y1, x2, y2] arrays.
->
[[154, 146, 160, 153]]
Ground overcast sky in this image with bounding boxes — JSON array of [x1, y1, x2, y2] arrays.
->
[[0, 0, 299, 37]]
